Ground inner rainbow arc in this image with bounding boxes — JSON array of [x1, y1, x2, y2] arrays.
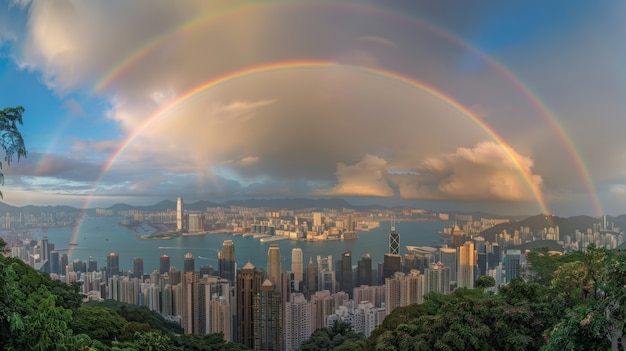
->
[[94, 61, 549, 215]]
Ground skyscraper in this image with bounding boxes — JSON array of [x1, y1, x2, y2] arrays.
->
[[176, 197, 183, 231], [184, 252, 195, 274], [382, 253, 402, 281], [218, 240, 236, 282], [439, 247, 458, 287], [341, 250, 353, 296], [236, 262, 263, 348], [306, 257, 317, 297], [50, 250, 59, 275], [267, 244, 281, 287], [317, 255, 336, 293], [389, 223, 400, 255], [291, 248, 303, 290], [160, 255, 170, 274], [505, 249, 521, 282], [107, 252, 119, 277], [133, 258, 144, 280], [458, 241, 476, 288], [357, 253, 372, 286]]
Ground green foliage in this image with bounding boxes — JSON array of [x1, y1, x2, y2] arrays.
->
[[475, 275, 496, 289], [86, 300, 183, 334], [171, 333, 250, 350], [70, 305, 128, 345], [301, 321, 366, 351], [0, 106, 27, 199]]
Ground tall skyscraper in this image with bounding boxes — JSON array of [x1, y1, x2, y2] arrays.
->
[[389, 222, 400, 255], [60, 253, 68, 276], [160, 255, 170, 274], [88, 256, 98, 272], [291, 248, 303, 290], [41, 235, 50, 264], [267, 244, 281, 287], [218, 240, 236, 282], [385, 270, 424, 315], [357, 253, 372, 286], [317, 255, 336, 293], [184, 252, 195, 274], [439, 247, 458, 287], [107, 252, 119, 277], [305, 257, 317, 298], [458, 241, 476, 288], [133, 258, 144, 280], [505, 249, 521, 282], [176, 197, 183, 231], [254, 280, 283, 351], [50, 250, 59, 275], [236, 262, 263, 348], [341, 251, 353, 296], [382, 253, 402, 281]]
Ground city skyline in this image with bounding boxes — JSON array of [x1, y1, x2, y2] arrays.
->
[[1, 2, 626, 216]]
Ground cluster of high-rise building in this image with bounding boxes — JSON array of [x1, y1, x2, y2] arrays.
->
[[5, 209, 626, 350]]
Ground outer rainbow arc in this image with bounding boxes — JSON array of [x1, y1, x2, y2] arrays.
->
[[94, 61, 549, 215], [89, 0, 596, 215]]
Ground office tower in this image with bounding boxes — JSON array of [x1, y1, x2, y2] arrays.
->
[[357, 253, 372, 286], [267, 244, 281, 287], [254, 280, 283, 351], [317, 255, 336, 293], [41, 236, 49, 263], [382, 253, 402, 281], [389, 222, 400, 255], [458, 241, 476, 289], [306, 257, 317, 297], [385, 270, 424, 315], [425, 261, 451, 295], [107, 253, 120, 277], [60, 253, 69, 276], [133, 258, 144, 280], [341, 251, 353, 296], [505, 249, 521, 283], [160, 255, 170, 274], [439, 247, 458, 287], [285, 293, 311, 351], [184, 252, 195, 274], [291, 248, 303, 289], [236, 262, 262, 348], [88, 256, 98, 272], [50, 250, 59, 275], [218, 240, 236, 282], [176, 197, 183, 231]]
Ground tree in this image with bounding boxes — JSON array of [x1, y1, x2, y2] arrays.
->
[[475, 275, 496, 289], [0, 106, 27, 199]]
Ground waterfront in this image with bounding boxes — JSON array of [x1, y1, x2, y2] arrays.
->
[[37, 215, 453, 274]]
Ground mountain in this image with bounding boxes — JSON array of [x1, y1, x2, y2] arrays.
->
[[0, 202, 81, 216], [479, 214, 600, 242]]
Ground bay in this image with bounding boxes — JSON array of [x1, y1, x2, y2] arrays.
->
[[40, 215, 453, 274]]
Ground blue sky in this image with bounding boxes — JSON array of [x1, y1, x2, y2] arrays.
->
[[1, 0, 626, 216]]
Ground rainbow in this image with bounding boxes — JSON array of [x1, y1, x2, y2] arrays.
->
[[94, 61, 550, 215], [88, 1, 601, 216]]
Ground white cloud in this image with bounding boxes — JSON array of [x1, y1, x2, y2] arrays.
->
[[311, 154, 394, 197]]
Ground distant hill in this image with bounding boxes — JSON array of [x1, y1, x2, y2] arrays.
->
[[479, 214, 600, 242], [0, 202, 81, 216]]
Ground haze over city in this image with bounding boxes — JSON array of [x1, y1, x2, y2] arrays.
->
[[1, 1, 625, 216]]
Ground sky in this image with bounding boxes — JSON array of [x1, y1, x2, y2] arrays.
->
[[0, 0, 625, 216]]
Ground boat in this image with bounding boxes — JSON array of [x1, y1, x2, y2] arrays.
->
[[69, 242, 78, 246]]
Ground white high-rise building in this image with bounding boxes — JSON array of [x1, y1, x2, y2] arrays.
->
[[176, 197, 183, 231], [285, 293, 311, 351]]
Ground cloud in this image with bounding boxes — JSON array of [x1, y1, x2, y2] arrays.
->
[[63, 98, 85, 116], [390, 141, 543, 202], [311, 154, 394, 197], [356, 35, 395, 47]]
